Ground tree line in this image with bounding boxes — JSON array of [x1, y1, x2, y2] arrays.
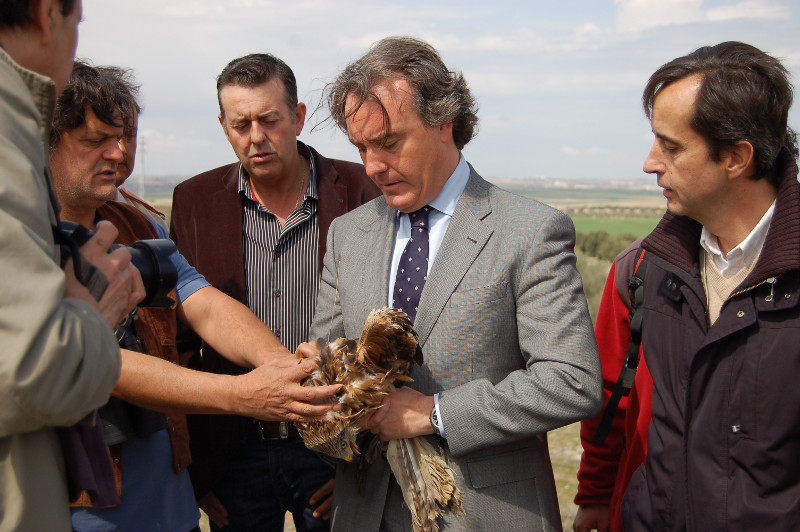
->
[[575, 230, 639, 321]]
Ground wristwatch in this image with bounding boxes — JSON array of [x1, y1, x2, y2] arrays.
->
[[430, 405, 442, 436]]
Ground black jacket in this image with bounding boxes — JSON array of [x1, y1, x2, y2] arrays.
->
[[622, 149, 800, 530]]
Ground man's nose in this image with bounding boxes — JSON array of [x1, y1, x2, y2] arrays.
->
[[106, 140, 124, 162], [363, 148, 388, 177], [117, 139, 129, 160], [643, 142, 663, 175], [250, 122, 267, 145]]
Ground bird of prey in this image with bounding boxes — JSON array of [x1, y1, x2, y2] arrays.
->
[[296, 307, 464, 532]]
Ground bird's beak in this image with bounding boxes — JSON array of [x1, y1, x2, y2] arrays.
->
[[343, 439, 361, 462]]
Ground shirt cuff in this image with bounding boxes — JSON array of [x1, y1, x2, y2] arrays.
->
[[433, 392, 446, 439], [176, 277, 210, 305]]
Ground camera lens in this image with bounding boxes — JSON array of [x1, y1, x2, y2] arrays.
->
[[58, 221, 178, 307], [128, 240, 178, 307]]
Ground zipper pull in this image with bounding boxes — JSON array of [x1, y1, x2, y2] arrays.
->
[[765, 277, 777, 302]]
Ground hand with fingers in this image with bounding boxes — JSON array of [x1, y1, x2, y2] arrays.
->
[[198, 491, 229, 528], [309, 478, 334, 520], [365, 386, 434, 441], [235, 353, 343, 422], [63, 220, 145, 327], [573, 504, 610, 532]]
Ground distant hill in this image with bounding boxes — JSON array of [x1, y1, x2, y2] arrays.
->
[[127, 174, 663, 208]]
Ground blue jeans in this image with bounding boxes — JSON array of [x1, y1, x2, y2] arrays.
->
[[210, 433, 332, 532]]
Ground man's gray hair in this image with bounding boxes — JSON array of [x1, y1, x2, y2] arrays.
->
[[327, 36, 478, 150]]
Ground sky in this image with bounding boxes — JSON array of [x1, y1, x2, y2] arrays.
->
[[78, 0, 800, 184]]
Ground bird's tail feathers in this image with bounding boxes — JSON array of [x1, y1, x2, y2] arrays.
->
[[386, 437, 464, 532]]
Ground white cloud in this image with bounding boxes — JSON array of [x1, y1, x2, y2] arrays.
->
[[469, 68, 645, 96], [561, 146, 581, 156], [561, 146, 606, 156], [614, 0, 789, 32], [437, 23, 619, 56], [707, 0, 790, 21], [615, 0, 703, 32], [472, 29, 548, 53]]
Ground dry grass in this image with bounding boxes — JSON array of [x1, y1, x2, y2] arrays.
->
[[199, 511, 295, 531], [550, 422, 583, 530]]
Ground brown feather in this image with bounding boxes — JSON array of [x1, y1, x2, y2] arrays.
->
[[295, 307, 464, 530]]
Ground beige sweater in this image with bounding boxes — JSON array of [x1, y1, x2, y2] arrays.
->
[[701, 248, 759, 325]]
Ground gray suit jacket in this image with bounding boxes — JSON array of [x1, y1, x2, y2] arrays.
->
[[309, 168, 602, 531]]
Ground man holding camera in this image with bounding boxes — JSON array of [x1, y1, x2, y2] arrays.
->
[[48, 60, 343, 531], [0, 1, 144, 530]]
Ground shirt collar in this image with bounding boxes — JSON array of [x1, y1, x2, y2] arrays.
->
[[421, 153, 469, 217], [0, 46, 57, 148], [700, 200, 776, 276], [237, 140, 318, 203]]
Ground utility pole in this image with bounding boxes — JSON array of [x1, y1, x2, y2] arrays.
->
[[138, 135, 146, 199]]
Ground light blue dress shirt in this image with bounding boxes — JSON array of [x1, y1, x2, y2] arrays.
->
[[386, 154, 470, 438], [387, 154, 470, 302]]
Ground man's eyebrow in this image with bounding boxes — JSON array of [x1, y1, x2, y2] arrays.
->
[[229, 110, 279, 123], [84, 128, 120, 139], [654, 131, 680, 146], [349, 131, 399, 148]]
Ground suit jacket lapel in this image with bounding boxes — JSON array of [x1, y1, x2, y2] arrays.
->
[[414, 169, 493, 347], [205, 164, 247, 303], [346, 199, 395, 335]]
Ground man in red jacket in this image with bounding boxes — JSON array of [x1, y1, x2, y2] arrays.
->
[[573, 242, 652, 532]]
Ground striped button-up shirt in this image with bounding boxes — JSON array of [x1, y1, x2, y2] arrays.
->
[[238, 143, 319, 352]]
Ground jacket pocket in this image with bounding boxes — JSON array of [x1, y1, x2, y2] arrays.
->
[[449, 281, 508, 307], [465, 446, 538, 488], [621, 465, 653, 530]]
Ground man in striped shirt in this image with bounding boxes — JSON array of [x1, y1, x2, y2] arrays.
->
[[170, 53, 380, 531]]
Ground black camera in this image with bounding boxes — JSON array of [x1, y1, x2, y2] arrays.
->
[[58, 221, 177, 307]]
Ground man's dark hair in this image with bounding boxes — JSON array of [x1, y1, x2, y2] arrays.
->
[[327, 36, 479, 150], [0, 0, 76, 30], [643, 41, 797, 187], [97, 65, 142, 137], [216, 53, 298, 120], [50, 59, 135, 151]]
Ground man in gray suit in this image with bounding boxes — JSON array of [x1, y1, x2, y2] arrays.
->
[[307, 36, 602, 530]]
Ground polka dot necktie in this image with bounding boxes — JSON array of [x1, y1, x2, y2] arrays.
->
[[392, 206, 431, 323]]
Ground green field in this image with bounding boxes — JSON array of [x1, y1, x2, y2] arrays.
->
[[571, 215, 660, 236]]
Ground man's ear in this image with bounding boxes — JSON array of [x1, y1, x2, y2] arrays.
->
[[724, 140, 755, 180], [34, 0, 57, 44], [438, 120, 453, 144], [295, 102, 307, 137]]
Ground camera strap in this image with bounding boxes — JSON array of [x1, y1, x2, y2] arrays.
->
[[52, 223, 109, 301]]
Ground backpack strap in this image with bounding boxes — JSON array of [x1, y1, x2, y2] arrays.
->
[[592, 247, 648, 445]]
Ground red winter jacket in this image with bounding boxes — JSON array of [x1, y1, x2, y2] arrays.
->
[[574, 242, 653, 532]]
